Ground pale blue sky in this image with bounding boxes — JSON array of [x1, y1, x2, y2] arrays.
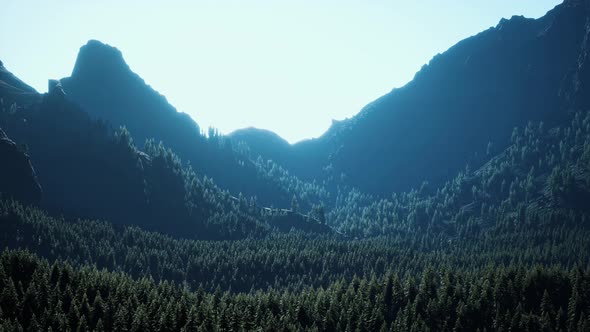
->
[[1, 0, 561, 143]]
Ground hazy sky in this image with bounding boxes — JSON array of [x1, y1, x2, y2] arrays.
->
[[1, 0, 561, 143]]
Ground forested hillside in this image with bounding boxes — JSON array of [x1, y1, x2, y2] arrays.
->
[[0, 91, 266, 239], [0, 193, 589, 330], [327, 111, 590, 237], [0, 75, 332, 239], [1, 0, 590, 330]]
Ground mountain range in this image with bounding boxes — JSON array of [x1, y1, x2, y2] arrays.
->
[[2, 1, 590, 330], [48, 0, 590, 201]]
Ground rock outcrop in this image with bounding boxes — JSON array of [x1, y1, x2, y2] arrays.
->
[[0, 128, 42, 205]]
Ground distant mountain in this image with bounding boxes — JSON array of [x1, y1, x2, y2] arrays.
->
[[236, 0, 590, 196]]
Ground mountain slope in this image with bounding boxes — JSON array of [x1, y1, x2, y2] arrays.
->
[[0, 68, 271, 239], [239, 0, 590, 196]]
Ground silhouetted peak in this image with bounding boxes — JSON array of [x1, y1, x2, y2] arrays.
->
[[70, 40, 130, 80]]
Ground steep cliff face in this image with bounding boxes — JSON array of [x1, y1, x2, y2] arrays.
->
[[237, 1, 590, 196], [0, 128, 42, 205]]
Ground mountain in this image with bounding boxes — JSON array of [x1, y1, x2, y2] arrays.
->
[[61, 0, 590, 202], [0, 63, 271, 239], [236, 0, 590, 196], [60, 40, 205, 161], [59, 40, 321, 209], [3, 1, 589, 236], [1, 62, 334, 239]]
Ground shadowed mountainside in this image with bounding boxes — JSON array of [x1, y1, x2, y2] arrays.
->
[[234, 0, 590, 196]]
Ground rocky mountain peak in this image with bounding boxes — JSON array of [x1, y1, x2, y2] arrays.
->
[[70, 40, 130, 80]]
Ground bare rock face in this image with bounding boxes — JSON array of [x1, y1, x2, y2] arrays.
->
[[0, 128, 42, 205]]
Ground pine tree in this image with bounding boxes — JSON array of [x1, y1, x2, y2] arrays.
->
[[130, 305, 150, 332], [540, 289, 554, 319], [95, 319, 105, 332], [91, 291, 106, 327], [113, 306, 129, 332], [77, 315, 88, 332], [0, 278, 19, 317], [68, 300, 81, 331], [383, 272, 394, 322], [567, 289, 580, 331], [27, 313, 40, 332]]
